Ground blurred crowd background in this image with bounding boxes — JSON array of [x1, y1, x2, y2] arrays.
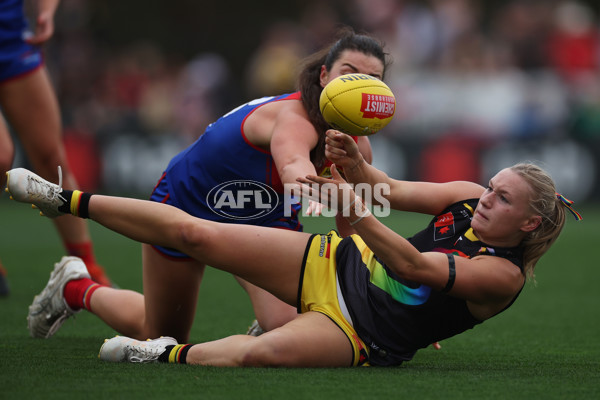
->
[[15, 0, 600, 202]]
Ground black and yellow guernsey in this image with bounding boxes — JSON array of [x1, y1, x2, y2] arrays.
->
[[336, 199, 524, 366]]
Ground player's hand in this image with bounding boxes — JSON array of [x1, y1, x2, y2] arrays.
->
[[325, 130, 363, 171], [305, 200, 324, 216], [298, 164, 354, 211], [24, 11, 55, 45], [285, 183, 327, 216]]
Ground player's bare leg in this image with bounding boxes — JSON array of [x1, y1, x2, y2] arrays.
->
[[182, 311, 352, 367], [0, 68, 111, 285]]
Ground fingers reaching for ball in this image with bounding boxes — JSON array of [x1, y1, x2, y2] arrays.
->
[[297, 164, 354, 211], [325, 130, 363, 169]]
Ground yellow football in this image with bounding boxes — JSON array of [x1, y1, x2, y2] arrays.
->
[[319, 74, 396, 136]]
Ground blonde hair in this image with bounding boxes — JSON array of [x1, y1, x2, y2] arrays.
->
[[510, 163, 566, 279]]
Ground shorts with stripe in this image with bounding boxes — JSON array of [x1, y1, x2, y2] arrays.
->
[[0, 37, 43, 82], [298, 231, 370, 367]]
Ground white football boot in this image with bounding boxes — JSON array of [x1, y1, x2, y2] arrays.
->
[[28, 256, 90, 338], [5, 167, 68, 218], [246, 319, 264, 336], [99, 336, 178, 363]]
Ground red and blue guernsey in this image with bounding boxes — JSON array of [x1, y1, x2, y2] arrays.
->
[[0, 0, 44, 81], [150, 93, 303, 258]]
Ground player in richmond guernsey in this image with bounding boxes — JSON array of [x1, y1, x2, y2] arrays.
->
[[0, 0, 111, 294], [6, 130, 581, 366]]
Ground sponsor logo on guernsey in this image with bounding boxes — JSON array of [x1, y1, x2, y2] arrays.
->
[[206, 180, 278, 220], [434, 212, 455, 241], [361, 93, 395, 119], [319, 235, 327, 257]]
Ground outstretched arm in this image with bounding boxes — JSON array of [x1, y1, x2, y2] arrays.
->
[[324, 130, 485, 215]]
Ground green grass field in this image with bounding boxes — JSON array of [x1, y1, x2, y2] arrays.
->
[[1, 196, 598, 399]]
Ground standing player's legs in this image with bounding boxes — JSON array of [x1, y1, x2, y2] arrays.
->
[[0, 67, 111, 285], [0, 118, 15, 296], [0, 116, 14, 184]]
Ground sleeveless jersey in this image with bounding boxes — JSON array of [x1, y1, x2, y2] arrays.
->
[[159, 92, 303, 230], [336, 199, 524, 366], [0, 0, 43, 80]]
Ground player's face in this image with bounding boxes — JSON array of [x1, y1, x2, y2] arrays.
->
[[471, 168, 541, 247], [319, 50, 385, 88]]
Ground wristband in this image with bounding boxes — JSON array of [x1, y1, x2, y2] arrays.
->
[[349, 208, 371, 225], [341, 195, 357, 216], [346, 196, 371, 225]]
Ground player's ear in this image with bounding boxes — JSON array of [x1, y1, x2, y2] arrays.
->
[[521, 215, 542, 232], [320, 65, 329, 88]]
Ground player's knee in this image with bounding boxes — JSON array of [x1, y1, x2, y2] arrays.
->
[[177, 220, 214, 256]]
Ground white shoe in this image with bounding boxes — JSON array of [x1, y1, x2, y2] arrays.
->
[[246, 319, 264, 336], [5, 167, 68, 218], [27, 256, 90, 338], [99, 336, 178, 363]]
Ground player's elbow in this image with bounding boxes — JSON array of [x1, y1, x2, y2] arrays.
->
[[390, 253, 428, 282]]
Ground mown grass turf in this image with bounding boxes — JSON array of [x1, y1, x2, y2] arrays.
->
[[0, 197, 598, 399]]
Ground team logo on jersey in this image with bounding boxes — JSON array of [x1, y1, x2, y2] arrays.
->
[[434, 212, 455, 241], [206, 180, 278, 220]]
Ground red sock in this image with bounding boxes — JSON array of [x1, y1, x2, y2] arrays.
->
[[65, 241, 112, 286], [65, 241, 97, 266], [63, 278, 104, 312]]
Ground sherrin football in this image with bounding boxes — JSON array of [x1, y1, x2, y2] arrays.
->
[[319, 73, 396, 136]]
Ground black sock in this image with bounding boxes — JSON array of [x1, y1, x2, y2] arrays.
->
[[57, 189, 73, 214], [158, 344, 193, 364], [57, 190, 92, 218]]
